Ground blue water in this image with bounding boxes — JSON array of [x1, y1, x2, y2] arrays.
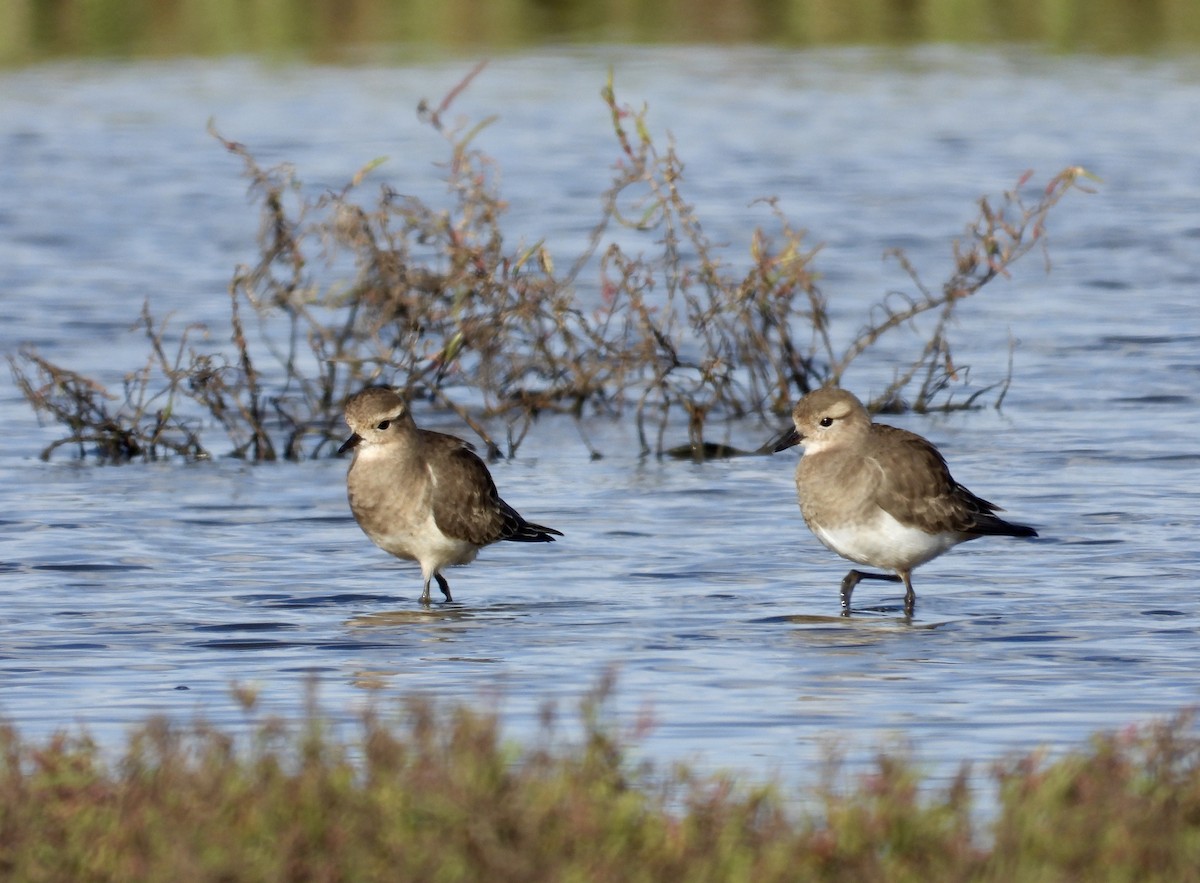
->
[[1, 46, 1199, 796]]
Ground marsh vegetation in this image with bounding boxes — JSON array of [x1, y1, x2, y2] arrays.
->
[[5, 0, 1197, 64], [2, 681, 1198, 881]]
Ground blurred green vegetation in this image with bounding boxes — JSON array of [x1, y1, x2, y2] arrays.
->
[[3, 0, 1199, 65], [1, 683, 1200, 881]]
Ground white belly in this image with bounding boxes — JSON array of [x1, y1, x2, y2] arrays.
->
[[369, 512, 480, 571], [811, 510, 963, 572]]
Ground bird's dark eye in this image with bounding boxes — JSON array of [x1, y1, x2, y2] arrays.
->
[[819, 417, 833, 427], [377, 420, 391, 431]]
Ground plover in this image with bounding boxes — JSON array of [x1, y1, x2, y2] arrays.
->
[[773, 387, 1037, 614], [339, 386, 562, 603]]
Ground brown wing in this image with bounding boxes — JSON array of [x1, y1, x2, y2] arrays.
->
[[869, 424, 999, 535], [420, 430, 562, 546], [420, 431, 512, 546]]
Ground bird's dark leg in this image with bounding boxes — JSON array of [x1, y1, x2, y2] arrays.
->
[[435, 573, 453, 602], [839, 570, 861, 612], [840, 569, 902, 614], [899, 570, 916, 616]]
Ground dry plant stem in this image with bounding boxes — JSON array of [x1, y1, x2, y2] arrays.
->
[[429, 388, 503, 461], [227, 281, 275, 461]]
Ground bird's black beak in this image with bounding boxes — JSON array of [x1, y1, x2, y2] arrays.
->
[[337, 433, 362, 455], [772, 427, 802, 453]]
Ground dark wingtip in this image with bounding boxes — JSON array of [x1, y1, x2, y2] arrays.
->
[[532, 524, 564, 542], [995, 522, 1039, 539], [971, 515, 1039, 539], [507, 521, 562, 543]]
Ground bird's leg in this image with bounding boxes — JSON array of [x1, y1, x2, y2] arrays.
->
[[899, 570, 916, 616], [839, 570, 861, 612], [839, 570, 876, 611], [419, 577, 433, 605], [840, 570, 902, 613], [435, 573, 453, 602]]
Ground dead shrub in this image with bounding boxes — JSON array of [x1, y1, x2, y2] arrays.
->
[[8, 65, 1093, 463]]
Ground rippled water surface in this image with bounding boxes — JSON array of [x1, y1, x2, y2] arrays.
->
[[2, 46, 1199, 791]]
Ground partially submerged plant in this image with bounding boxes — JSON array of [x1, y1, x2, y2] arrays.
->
[[8, 65, 1093, 463]]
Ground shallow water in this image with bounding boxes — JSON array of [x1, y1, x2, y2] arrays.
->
[[2, 46, 1199, 795]]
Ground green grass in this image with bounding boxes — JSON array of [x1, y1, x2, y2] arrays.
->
[[4, 0, 1200, 65], [1, 685, 1198, 881]]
